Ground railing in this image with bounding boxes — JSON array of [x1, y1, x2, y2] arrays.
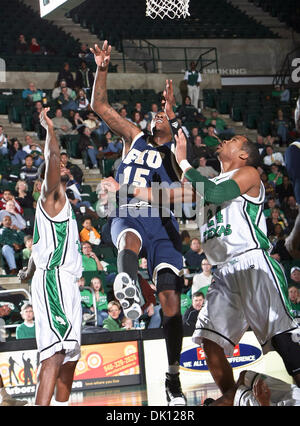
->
[[120, 40, 219, 74]]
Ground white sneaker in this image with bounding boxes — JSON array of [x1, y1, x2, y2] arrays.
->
[[0, 387, 28, 406], [113, 273, 142, 320]]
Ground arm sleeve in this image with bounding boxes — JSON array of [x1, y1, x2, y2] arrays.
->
[[184, 167, 241, 205]]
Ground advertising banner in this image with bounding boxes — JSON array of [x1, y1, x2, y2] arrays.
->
[[144, 332, 292, 406], [0, 341, 140, 396]]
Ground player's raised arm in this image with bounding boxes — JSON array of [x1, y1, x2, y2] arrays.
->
[[39, 108, 61, 196], [90, 41, 140, 150]]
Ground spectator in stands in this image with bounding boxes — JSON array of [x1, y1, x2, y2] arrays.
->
[[15, 34, 29, 54], [98, 131, 123, 159], [90, 276, 109, 327], [22, 82, 43, 103], [16, 303, 36, 339], [184, 237, 206, 272], [268, 164, 284, 187], [22, 135, 43, 156], [52, 108, 77, 141], [268, 222, 286, 246], [205, 110, 234, 139], [283, 196, 299, 229], [19, 155, 38, 183], [81, 241, 104, 272], [182, 291, 205, 332], [271, 84, 282, 98], [255, 134, 266, 155], [77, 276, 95, 323], [52, 79, 75, 100], [119, 106, 131, 122], [266, 207, 286, 236], [32, 178, 42, 204], [290, 266, 300, 287], [277, 175, 295, 206], [57, 87, 78, 112], [0, 189, 22, 214], [60, 152, 83, 184], [78, 43, 93, 63], [78, 126, 99, 169], [176, 95, 199, 125], [75, 60, 94, 95], [191, 258, 213, 297], [203, 125, 220, 149], [280, 85, 290, 103], [66, 188, 93, 217], [76, 88, 90, 113], [15, 180, 34, 210], [189, 135, 211, 164], [288, 285, 300, 323], [271, 109, 290, 146], [131, 111, 147, 131], [26, 142, 44, 167], [196, 156, 218, 178], [29, 37, 41, 55], [69, 111, 85, 130], [183, 61, 201, 109], [146, 103, 159, 122], [80, 217, 101, 246], [0, 215, 25, 274], [9, 138, 27, 165], [0, 200, 26, 230], [103, 300, 127, 331], [83, 111, 109, 140], [56, 62, 75, 90], [261, 171, 277, 200], [263, 197, 283, 219], [22, 235, 33, 265], [32, 101, 46, 140], [0, 125, 8, 156]]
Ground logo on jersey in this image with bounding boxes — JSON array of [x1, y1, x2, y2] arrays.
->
[[180, 343, 262, 371], [55, 316, 67, 326]]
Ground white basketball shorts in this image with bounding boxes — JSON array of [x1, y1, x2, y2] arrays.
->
[[192, 249, 299, 356], [31, 268, 82, 363]]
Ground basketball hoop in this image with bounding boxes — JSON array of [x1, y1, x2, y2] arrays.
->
[[146, 0, 190, 19]]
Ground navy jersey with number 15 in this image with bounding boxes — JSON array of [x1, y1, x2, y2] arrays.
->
[[111, 131, 183, 284], [116, 132, 181, 199]]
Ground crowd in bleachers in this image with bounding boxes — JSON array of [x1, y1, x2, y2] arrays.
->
[[1, 77, 300, 339], [1, 0, 300, 336]]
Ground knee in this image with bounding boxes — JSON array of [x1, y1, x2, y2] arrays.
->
[[118, 232, 141, 253]]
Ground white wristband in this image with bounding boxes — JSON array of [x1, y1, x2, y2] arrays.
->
[[179, 159, 192, 174]]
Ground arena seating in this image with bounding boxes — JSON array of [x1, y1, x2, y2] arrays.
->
[[249, 0, 300, 33], [68, 0, 279, 41], [203, 86, 298, 137], [0, 0, 80, 71]]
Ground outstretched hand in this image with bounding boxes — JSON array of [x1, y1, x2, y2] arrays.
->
[[90, 40, 112, 71], [162, 79, 176, 119], [101, 177, 120, 193], [175, 128, 187, 165], [39, 107, 53, 131]]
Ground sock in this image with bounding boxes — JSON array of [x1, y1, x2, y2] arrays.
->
[[117, 249, 139, 282], [52, 399, 69, 406], [162, 314, 183, 373]]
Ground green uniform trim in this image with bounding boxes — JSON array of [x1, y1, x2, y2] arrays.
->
[[185, 168, 241, 205]]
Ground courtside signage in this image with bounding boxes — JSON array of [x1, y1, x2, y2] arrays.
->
[[180, 343, 263, 371]]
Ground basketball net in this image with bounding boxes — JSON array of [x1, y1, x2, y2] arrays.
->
[[146, 0, 190, 19]]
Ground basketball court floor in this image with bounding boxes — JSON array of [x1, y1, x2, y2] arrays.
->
[[67, 383, 221, 406]]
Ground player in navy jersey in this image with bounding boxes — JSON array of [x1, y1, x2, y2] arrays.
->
[[90, 41, 186, 405]]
